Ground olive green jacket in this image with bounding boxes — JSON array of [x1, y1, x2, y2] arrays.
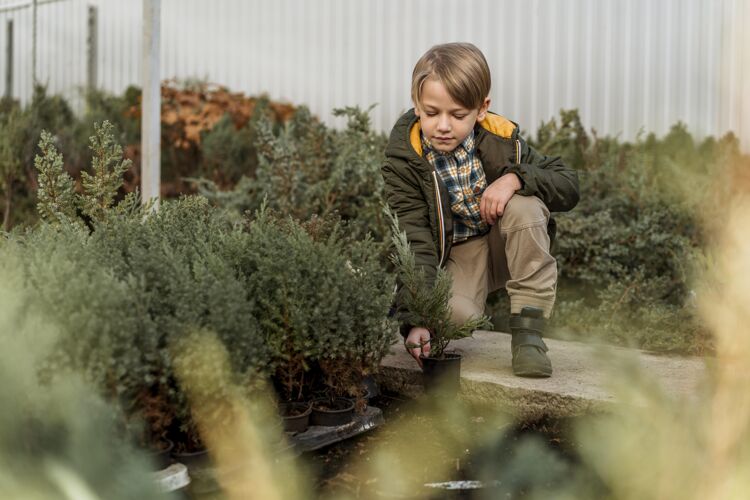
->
[[382, 108, 580, 336]]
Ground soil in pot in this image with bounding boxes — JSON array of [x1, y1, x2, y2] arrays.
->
[[280, 401, 313, 433], [310, 397, 355, 427], [421, 352, 462, 395]]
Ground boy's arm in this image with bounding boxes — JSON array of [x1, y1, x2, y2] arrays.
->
[[504, 136, 580, 212], [381, 160, 439, 338], [381, 161, 439, 286]]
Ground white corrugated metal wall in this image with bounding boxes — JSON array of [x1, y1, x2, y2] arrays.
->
[[1, 0, 749, 149]]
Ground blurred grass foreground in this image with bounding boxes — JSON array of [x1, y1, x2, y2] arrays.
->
[[0, 85, 749, 498]]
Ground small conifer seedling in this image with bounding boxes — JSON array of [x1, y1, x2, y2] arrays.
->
[[385, 206, 491, 358]]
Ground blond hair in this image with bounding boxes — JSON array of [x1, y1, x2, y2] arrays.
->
[[411, 42, 491, 110]]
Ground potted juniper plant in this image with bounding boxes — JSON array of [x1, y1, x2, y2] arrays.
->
[[387, 208, 491, 394], [32, 122, 272, 467], [230, 210, 395, 428], [225, 208, 327, 430], [32, 123, 187, 457], [288, 214, 394, 426]]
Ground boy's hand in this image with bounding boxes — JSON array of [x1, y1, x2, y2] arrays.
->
[[480, 173, 522, 225], [405, 327, 431, 368]]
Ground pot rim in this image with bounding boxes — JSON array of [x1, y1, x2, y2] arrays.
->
[[419, 352, 462, 361], [147, 437, 175, 455], [311, 396, 355, 414], [279, 401, 313, 418], [171, 446, 209, 458]]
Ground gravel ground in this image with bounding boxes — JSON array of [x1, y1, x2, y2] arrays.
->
[[306, 391, 594, 499]]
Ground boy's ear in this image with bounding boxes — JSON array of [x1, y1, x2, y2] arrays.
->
[[476, 97, 491, 121], [413, 102, 421, 117]]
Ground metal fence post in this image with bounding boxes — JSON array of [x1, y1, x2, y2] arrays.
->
[[31, 0, 37, 84], [86, 5, 98, 92], [5, 19, 12, 99], [141, 0, 161, 209]]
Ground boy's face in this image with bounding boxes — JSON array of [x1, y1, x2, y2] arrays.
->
[[414, 78, 490, 153]]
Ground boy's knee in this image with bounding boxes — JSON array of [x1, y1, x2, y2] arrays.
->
[[501, 194, 549, 231], [448, 294, 484, 325]]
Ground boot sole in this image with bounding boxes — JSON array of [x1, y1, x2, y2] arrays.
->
[[513, 365, 552, 378]]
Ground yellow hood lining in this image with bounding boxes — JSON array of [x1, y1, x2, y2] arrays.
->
[[409, 112, 516, 156]]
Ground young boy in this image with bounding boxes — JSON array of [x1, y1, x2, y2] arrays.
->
[[382, 43, 579, 378]]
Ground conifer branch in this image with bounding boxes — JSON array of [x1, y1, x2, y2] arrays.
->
[[80, 121, 132, 223], [385, 205, 491, 357], [34, 130, 77, 223]]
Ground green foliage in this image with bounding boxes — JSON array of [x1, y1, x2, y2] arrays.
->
[[70, 87, 141, 172], [29, 123, 271, 446], [22, 85, 78, 178], [34, 130, 77, 223], [87, 196, 270, 448], [498, 109, 731, 353], [0, 86, 80, 230], [226, 207, 396, 401], [0, 106, 27, 230], [387, 207, 491, 358], [197, 104, 391, 247], [80, 121, 133, 223], [35, 121, 133, 226], [251, 107, 333, 218], [0, 237, 170, 499], [82, 86, 141, 143], [0, 107, 25, 190], [27, 118, 394, 441], [0, 372, 167, 499], [200, 112, 260, 185]]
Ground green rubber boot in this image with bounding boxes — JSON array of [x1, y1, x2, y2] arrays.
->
[[510, 306, 552, 378]]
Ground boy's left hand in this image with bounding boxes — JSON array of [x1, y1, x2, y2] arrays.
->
[[480, 173, 522, 225]]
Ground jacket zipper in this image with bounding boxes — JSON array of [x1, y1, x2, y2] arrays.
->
[[515, 139, 521, 164], [432, 171, 447, 267]]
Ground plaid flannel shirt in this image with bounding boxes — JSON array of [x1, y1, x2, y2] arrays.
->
[[422, 130, 489, 243]]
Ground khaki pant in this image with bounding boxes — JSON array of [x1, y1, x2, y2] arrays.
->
[[446, 194, 557, 323]]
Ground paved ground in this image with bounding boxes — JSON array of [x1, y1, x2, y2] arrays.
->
[[377, 330, 707, 419]]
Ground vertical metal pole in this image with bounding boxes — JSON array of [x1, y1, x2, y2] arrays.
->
[[86, 5, 98, 92], [141, 0, 161, 209], [31, 0, 37, 84], [5, 20, 13, 99]]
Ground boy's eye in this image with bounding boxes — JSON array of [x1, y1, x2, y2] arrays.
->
[[454, 115, 467, 119]]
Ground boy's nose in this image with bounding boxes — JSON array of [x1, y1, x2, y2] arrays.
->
[[437, 116, 451, 132]]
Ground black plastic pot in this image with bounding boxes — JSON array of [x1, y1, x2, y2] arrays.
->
[[171, 447, 210, 470], [362, 374, 380, 400], [280, 401, 312, 433], [148, 439, 174, 470], [310, 397, 355, 427], [421, 352, 462, 394], [171, 447, 217, 495]]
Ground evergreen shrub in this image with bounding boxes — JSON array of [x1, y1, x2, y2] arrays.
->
[[28, 122, 269, 450], [0, 85, 79, 229], [196, 105, 391, 250], [486, 110, 740, 353], [225, 207, 396, 402], [0, 107, 27, 230], [198, 98, 272, 186], [23, 118, 396, 451]]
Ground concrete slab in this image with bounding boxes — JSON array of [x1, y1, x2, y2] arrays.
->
[[377, 330, 707, 420]]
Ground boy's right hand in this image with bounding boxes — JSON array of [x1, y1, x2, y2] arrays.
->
[[405, 327, 431, 368]]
